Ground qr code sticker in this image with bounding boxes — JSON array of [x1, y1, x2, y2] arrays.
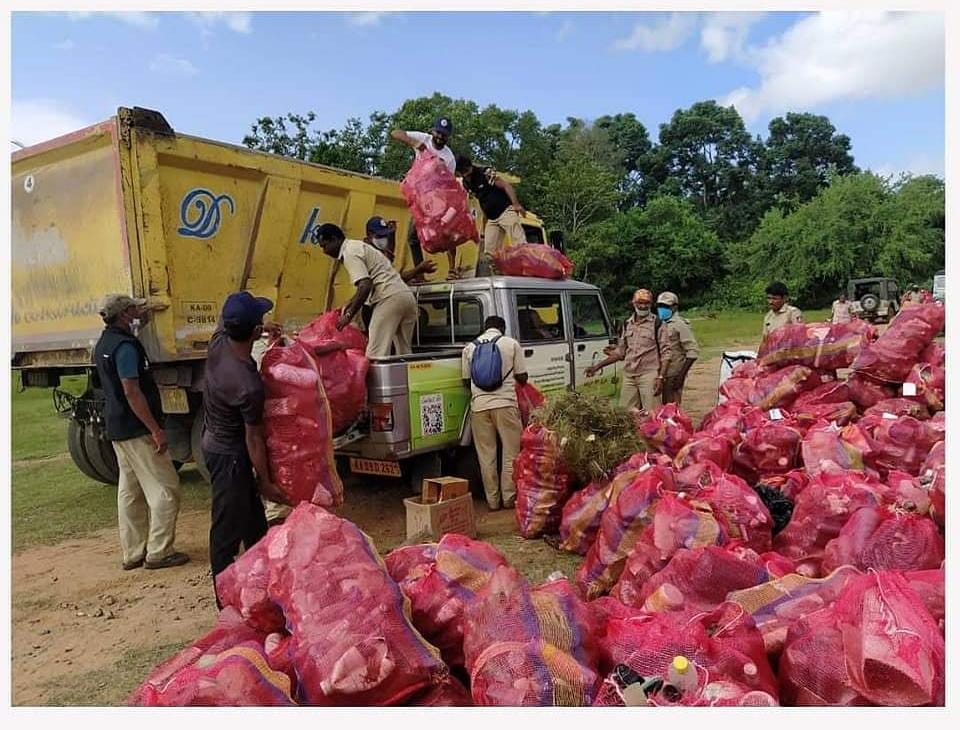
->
[[420, 394, 445, 436]]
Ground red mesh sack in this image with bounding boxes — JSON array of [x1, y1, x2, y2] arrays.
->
[[514, 423, 572, 538], [886, 469, 932, 515], [756, 468, 810, 500], [557, 468, 641, 556], [792, 380, 851, 409], [636, 402, 694, 457], [386, 534, 509, 668], [597, 603, 777, 705], [747, 365, 821, 409], [732, 421, 803, 483], [851, 303, 945, 383], [383, 543, 438, 583], [831, 571, 945, 706], [921, 342, 945, 368], [698, 473, 774, 552], [407, 676, 473, 706], [904, 568, 945, 628], [610, 493, 726, 607], [728, 566, 862, 660], [673, 432, 735, 471], [698, 400, 747, 442], [261, 342, 343, 508], [919, 441, 945, 529], [758, 320, 874, 371], [128, 607, 294, 706], [216, 504, 446, 706], [575, 464, 672, 599], [800, 421, 872, 474], [731, 359, 761, 379], [773, 468, 888, 575], [822, 506, 944, 574], [674, 459, 724, 493], [793, 401, 858, 430], [400, 153, 478, 253], [859, 413, 940, 477], [847, 372, 897, 410], [295, 311, 369, 436], [634, 546, 772, 615], [515, 380, 546, 427], [491, 243, 574, 279], [864, 397, 930, 420], [904, 362, 945, 412], [719, 378, 755, 404]]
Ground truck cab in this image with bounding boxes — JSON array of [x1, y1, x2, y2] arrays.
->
[[336, 276, 619, 482]]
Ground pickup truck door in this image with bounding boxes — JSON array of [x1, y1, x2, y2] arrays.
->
[[567, 290, 618, 399], [512, 290, 573, 396]]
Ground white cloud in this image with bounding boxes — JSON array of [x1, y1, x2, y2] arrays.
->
[[872, 153, 944, 180], [722, 12, 944, 122], [11, 99, 91, 147], [613, 12, 698, 52], [186, 12, 253, 34], [556, 19, 575, 42], [149, 54, 199, 77], [700, 12, 765, 63], [66, 11, 158, 29], [54, 39, 76, 51], [345, 12, 394, 28]]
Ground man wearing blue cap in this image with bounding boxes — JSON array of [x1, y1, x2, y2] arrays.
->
[[390, 117, 456, 174], [202, 291, 288, 593]]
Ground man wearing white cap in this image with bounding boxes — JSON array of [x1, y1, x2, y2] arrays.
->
[[93, 294, 189, 571], [654, 291, 700, 405]]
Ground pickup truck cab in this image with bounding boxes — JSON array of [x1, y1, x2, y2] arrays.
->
[[336, 275, 620, 484]]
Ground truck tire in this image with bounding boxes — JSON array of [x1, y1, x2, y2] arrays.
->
[[860, 293, 880, 313], [190, 414, 211, 484], [67, 419, 111, 484], [83, 424, 120, 484]]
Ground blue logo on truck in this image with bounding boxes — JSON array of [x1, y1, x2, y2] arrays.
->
[[178, 188, 235, 239]]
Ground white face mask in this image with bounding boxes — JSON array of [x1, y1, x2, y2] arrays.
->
[[372, 236, 390, 252], [131, 317, 142, 335]]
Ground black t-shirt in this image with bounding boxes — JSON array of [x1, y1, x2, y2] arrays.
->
[[462, 166, 511, 220], [202, 327, 265, 455]]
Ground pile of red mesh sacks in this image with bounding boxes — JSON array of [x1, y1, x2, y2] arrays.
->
[[400, 153, 478, 254], [492, 243, 575, 279]]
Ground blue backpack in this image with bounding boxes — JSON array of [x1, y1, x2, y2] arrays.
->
[[470, 335, 512, 392]]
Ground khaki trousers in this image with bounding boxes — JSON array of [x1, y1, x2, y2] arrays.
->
[[113, 434, 182, 564], [471, 405, 523, 509], [367, 291, 418, 358], [619, 371, 661, 412], [483, 209, 527, 256]]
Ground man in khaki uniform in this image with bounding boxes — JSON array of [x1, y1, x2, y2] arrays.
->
[[462, 316, 528, 511], [93, 295, 189, 571], [654, 291, 700, 405], [585, 288, 661, 412], [315, 223, 432, 358], [762, 281, 803, 343], [831, 292, 853, 324]]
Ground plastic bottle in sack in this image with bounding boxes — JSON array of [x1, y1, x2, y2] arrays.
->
[[441, 206, 457, 225], [739, 691, 778, 706], [667, 655, 698, 697], [642, 583, 684, 613]]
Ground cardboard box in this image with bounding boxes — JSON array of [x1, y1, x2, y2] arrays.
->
[[404, 493, 476, 541], [421, 476, 470, 504]]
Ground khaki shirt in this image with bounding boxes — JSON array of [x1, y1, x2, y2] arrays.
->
[[462, 328, 528, 413], [617, 313, 660, 376], [762, 304, 803, 340], [657, 316, 699, 378], [339, 239, 409, 306]]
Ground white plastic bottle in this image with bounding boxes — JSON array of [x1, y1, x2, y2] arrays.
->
[[667, 655, 698, 696]]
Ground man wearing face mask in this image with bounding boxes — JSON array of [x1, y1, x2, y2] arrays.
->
[[654, 292, 699, 405], [94, 294, 189, 571], [585, 289, 661, 412], [390, 117, 456, 174]]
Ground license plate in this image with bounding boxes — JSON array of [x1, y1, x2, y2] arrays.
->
[[350, 457, 402, 478]]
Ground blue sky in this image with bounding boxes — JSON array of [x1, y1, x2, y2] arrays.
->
[[11, 10, 945, 178]]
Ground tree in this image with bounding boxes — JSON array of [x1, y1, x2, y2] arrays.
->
[[876, 175, 945, 284], [594, 113, 653, 208], [764, 112, 858, 207]]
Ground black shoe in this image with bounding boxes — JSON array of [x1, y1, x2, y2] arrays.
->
[[122, 557, 145, 571], [145, 552, 190, 570]]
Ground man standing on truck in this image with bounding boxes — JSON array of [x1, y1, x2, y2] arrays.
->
[[390, 117, 456, 173], [315, 222, 431, 358], [455, 154, 528, 277], [93, 294, 189, 571], [762, 281, 803, 343], [202, 292, 288, 598], [462, 315, 528, 511], [654, 292, 700, 405], [584, 288, 661, 412]]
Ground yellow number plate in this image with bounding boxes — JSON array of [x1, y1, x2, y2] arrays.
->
[[349, 457, 402, 478]]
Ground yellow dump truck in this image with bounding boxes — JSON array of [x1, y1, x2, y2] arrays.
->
[[11, 106, 551, 484]]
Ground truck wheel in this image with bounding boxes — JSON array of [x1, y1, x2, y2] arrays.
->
[[190, 414, 211, 483], [83, 423, 120, 484], [67, 419, 111, 484]]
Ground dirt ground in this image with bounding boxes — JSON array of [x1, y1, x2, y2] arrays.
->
[[10, 356, 722, 706]]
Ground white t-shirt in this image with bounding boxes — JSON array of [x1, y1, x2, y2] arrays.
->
[[407, 131, 456, 174], [461, 328, 528, 413]]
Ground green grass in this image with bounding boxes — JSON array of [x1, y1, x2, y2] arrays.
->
[[10, 374, 210, 552], [687, 308, 831, 358]]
